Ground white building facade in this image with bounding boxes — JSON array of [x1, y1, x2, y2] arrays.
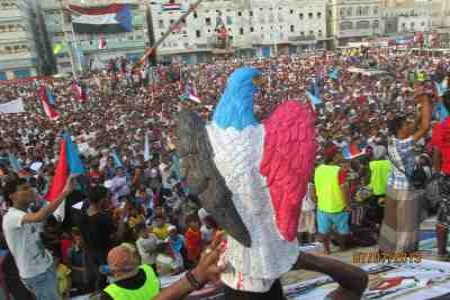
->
[[327, 0, 381, 47], [380, 0, 433, 35], [152, 0, 328, 63], [0, 0, 37, 80]]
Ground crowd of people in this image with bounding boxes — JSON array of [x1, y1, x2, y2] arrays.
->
[[0, 47, 449, 300]]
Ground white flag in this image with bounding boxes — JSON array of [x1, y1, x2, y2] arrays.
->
[[0, 98, 25, 113], [144, 134, 151, 162]]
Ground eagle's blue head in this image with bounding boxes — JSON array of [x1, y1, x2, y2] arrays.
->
[[212, 67, 261, 131]]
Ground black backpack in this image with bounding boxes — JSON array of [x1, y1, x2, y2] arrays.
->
[[410, 164, 428, 189]]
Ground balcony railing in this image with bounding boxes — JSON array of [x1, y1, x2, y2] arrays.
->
[[78, 39, 146, 52], [288, 35, 316, 42]]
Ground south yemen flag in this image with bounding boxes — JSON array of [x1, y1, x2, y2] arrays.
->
[[46, 132, 85, 202], [69, 4, 133, 33]]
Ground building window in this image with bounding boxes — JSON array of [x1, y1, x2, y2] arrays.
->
[[158, 20, 164, 28], [318, 30, 323, 37], [340, 21, 353, 30], [309, 30, 314, 36], [196, 30, 201, 38], [299, 13, 304, 20], [357, 7, 362, 16], [261, 34, 264, 39], [290, 25, 294, 32], [373, 20, 379, 29], [308, 12, 313, 19], [410, 22, 414, 28], [290, 9, 293, 14], [239, 28, 244, 35], [317, 12, 322, 18], [347, 8, 352, 16], [249, 11, 253, 17], [356, 20, 370, 29], [373, 7, 378, 15], [250, 27, 254, 32], [238, 11, 242, 16], [300, 31, 305, 36], [421, 21, 425, 26], [340, 8, 345, 17], [328, 10, 332, 17], [363, 7, 369, 15]]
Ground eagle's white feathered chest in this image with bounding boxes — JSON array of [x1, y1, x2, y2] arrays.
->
[[205, 123, 298, 292]]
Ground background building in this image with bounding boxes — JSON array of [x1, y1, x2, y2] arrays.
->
[[151, 0, 328, 63], [327, 0, 381, 48], [41, 0, 148, 74], [0, 0, 38, 80]]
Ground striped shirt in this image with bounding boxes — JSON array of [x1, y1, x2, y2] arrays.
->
[[387, 137, 415, 190]]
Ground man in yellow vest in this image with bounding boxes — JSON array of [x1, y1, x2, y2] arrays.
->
[[101, 239, 225, 300], [314, 145, 350, 255], [368, 145, 391, 224]]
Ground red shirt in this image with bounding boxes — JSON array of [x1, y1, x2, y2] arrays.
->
[[430, 118, 450, 175], [185, 228, 202, 261]]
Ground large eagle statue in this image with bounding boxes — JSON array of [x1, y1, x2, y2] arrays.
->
[[175, 67, 316, 292]]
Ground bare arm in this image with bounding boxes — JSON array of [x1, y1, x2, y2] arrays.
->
[[22, 176, 74, 224], [292, 252, 368, 300], [433, 148, 442, 174], [154, 237, 225, 300], [413, 94, 431, 143]]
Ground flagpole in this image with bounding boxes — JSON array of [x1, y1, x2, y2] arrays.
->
[[70, 22, 83, 75], [64, 3, 84, 76], [139, 0, 205, 65], [60, 0, 77, 77]]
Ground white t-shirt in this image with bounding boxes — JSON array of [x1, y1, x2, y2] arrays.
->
[[2, 207, 53, 279]]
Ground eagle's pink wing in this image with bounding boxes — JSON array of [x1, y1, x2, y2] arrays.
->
[[260, 100, 316, 241]]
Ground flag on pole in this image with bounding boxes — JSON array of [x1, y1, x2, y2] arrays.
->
[[111, 149, 123, 168], [72, 80, 88, 102], [144, 134, 151, 162], [180, 80, 201, 103], [98, 35, 107, 49], [306, 90, 322, 106], [45, 132, 85, 202], [341, 144, 365, 160], [45, 138, 68, 202], [46, 85, 56, 105], [8, 153, 21, 173], [39, 86, 59, 121], [328, 68, 340, 80], [162, 3, 182, 11], [69, 4, 133, 33]]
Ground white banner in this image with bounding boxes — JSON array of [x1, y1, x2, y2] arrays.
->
[[0, 98, 25, 113]]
